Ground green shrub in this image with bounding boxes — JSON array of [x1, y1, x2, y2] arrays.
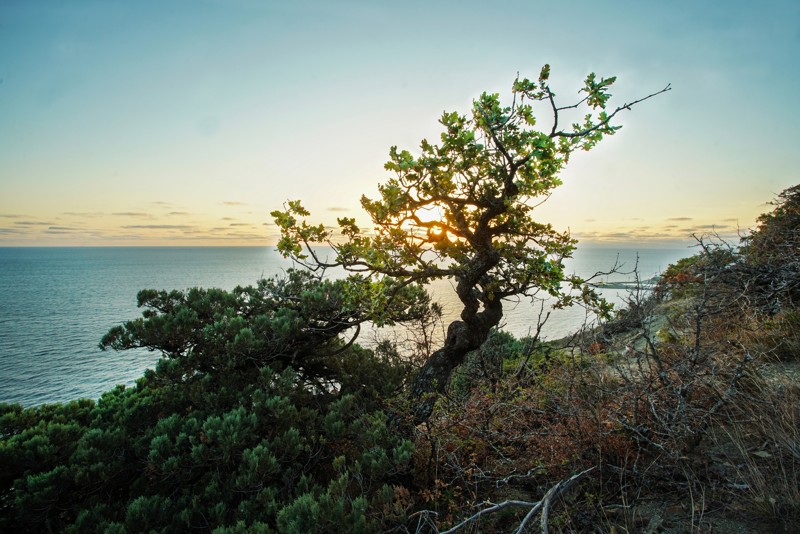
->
[[0, 272, 423, 532]]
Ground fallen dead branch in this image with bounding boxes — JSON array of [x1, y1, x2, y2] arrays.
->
[[434, 466, 596, 534]]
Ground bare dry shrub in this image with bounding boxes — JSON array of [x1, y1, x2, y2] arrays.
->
[[710, 368, 800, 524], [406, 217, 800, 531]]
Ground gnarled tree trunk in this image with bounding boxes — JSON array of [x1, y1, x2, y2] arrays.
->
[[410, 295, 502, 424]]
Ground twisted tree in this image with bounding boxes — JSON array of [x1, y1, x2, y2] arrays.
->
[[273, 65, 669, 423]]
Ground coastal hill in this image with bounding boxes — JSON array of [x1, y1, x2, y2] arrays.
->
[[1, 185, 798, 532]]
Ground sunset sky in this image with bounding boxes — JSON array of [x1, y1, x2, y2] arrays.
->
[[1, 0, 798, 246]]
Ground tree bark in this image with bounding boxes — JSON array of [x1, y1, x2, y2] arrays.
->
[[410, 299, 502, 424]]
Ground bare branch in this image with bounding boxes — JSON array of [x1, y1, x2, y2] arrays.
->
[[552, 84, 671, 139], [438, 467, 596, 533]]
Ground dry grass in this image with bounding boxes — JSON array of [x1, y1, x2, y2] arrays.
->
[[408, 264, 800, 532], [710, 368, 800, 523]]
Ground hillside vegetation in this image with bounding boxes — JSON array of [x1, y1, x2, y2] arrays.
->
[[1, 185, 798, 532]]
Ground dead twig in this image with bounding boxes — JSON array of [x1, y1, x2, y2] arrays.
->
[[436, 466, 596, 533]]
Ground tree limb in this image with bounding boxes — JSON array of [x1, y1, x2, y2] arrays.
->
[[552, 84, 671, 139]]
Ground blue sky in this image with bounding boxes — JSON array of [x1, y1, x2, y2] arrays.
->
[[1, 0, 798, 245]]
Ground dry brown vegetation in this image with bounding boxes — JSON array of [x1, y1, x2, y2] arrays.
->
[[401, 186, 800, 533]]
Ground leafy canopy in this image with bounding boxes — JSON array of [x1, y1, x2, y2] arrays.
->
[[273, 66, 669, 319]]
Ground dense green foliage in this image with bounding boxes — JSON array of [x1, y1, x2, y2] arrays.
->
[[0, 271, 430, 532], [100, 270, 434, 388]]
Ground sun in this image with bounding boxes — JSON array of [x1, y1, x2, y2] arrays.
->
[[414, 203, 446, 225], [411, 204, 448, 242]]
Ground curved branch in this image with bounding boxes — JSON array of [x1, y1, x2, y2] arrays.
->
[[548, 87, 560, 136], [325, 323, 361, 357], [552, 84, 672, 139], [474, 104, 518, 173]]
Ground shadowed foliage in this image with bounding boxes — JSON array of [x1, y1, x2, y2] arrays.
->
[[0, 271, 434, 533]]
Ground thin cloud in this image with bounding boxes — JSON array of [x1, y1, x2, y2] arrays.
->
[[121, 224, 195, 230], [172, 233, 268, 242], [577, 231, 649, 239], [0, 214, 23, 219], [105, 233, 148, 241], [326, 207, 349, 212], [62, 211, 105, 218], [222, 217, 235, 221], [222, 201, 246, 206], [167, 211, 190, 216], [229, 223, 253, 227], [667, 217, 693, 221], [48, 226, 80, 231], [113, 212, 152, 218], [574, 230, 682, 240], [14, 221, 53, 226], [224, 232, 265, 240]]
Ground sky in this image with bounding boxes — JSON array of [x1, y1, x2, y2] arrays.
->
[[1, 0, 798, 247]]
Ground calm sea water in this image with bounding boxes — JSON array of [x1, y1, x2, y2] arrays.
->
[[0, 245, 690, 406]]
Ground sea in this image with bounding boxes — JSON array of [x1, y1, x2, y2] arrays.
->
[[0, 245, 691, 407]]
